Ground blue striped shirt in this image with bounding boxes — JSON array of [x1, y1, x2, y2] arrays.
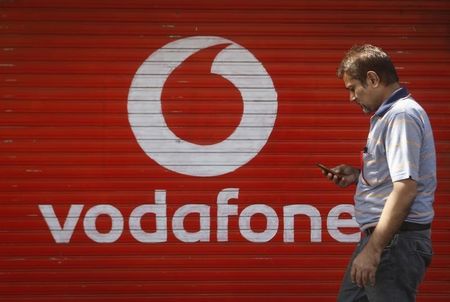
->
[[355, 87, 436, 229]]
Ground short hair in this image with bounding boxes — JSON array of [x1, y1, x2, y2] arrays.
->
[[337, 44, 399, 86]]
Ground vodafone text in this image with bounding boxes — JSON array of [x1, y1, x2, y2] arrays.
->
[[39, 188, 360, 244]]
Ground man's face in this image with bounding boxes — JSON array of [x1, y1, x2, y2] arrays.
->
[[343, 73, 379, 114]]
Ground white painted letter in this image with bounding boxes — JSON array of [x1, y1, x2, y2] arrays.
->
[[39, 204, 84, 243], [283, 205, 322, 242], [217, 188, 239, 241], [129, 190, 167, 243], [172, 204, 210, 242], [327, 204, 360, 242], [239, 204, 278, 242], [83, 205, 124, 243]]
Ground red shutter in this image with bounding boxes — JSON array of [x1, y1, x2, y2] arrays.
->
[[1, 1, 449, 301]]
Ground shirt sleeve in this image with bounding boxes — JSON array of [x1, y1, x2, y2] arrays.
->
[[385, 112, 423, 182]]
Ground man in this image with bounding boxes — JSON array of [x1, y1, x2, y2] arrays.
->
[[321, 44, 436, 301]]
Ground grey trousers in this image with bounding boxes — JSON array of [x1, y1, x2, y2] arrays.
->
[[337, 229, 432, 302]]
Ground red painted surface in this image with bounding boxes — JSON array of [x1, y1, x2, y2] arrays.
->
[[1, 0, 449, 301]]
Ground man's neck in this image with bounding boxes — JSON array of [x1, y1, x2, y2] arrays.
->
[[381, 83, 402, 101]]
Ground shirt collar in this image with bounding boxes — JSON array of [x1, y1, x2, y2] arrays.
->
[[374, 86, 410, 118]]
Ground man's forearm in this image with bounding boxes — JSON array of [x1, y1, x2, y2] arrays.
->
[[366, 179, 418, 253]]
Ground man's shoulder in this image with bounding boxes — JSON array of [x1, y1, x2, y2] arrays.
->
[[388, 96, 427, 119]]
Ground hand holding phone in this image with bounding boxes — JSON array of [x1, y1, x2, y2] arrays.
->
[[317, 163, 360, 188], [316, 163, 342, 177]]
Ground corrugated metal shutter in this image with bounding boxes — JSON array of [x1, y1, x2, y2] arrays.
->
[[1, 0, 449, 301]]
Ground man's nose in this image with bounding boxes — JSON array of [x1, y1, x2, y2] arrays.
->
[[350, 94, 357, 102]]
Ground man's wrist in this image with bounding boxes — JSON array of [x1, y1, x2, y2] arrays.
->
[[366, 236, 384, 255]]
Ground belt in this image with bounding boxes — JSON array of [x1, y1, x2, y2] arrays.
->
[[364, 221, 431, 236]]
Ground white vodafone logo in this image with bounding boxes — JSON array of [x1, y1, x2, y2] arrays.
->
[[128, 36, 278, 177]]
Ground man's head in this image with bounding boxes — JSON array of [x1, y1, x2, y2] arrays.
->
[[337, 44, 400, 114]]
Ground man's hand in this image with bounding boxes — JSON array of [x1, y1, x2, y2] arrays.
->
[[350, 180, 418, 288], [351, 244, 382, 287], [320, 164, 359, 187]]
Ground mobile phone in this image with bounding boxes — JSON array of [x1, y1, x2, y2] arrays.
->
[[316, 163, 341, 176]]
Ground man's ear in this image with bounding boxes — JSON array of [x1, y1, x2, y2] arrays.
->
[[366, 71, 380, 87]]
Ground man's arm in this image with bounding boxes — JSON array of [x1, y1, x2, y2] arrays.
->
[[351, 178, 418, 287]]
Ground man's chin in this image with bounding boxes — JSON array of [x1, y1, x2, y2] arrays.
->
[[360, 104, 373, 114]]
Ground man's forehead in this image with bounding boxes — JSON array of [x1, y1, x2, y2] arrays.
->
[[343, 74, 361, 87]]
